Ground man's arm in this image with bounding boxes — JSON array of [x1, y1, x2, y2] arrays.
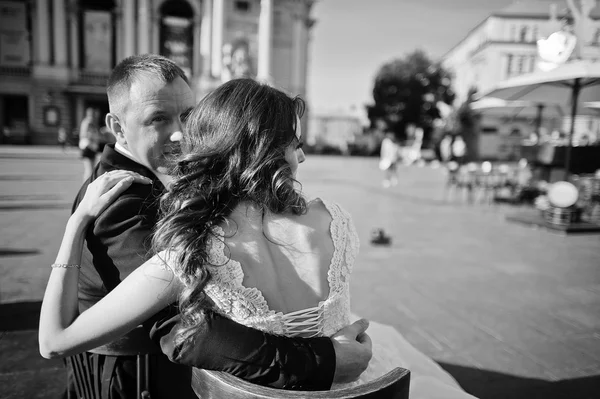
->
[[148, 307, 373, 390], [148, 306, 336, 390]]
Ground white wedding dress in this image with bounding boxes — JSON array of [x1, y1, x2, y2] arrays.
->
[[174, 199, 477, 398]]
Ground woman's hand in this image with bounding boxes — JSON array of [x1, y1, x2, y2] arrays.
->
[[73, 170, 152, 223]]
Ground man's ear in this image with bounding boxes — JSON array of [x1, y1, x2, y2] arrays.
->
[[106, 113, 126, 145]]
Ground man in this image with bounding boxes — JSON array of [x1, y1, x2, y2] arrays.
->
[[70, 54, 372, 399]]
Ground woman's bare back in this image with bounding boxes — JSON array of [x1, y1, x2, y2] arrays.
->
[[218, 199, 335, 314]]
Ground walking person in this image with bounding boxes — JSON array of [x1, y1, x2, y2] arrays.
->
[[451, 134, 467, 165], [41, 77, 477, 399], [78, 107, 101, 181], [46, 55, 371, 399], [57, 125, 68, 152], [379, 132, 400, 187], [439, 134, 453, 163]]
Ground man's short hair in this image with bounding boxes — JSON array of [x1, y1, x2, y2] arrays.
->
[[107, 54, 189, 115]]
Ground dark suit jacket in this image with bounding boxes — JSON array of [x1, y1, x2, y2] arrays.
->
[[72, 145, 336, 393]]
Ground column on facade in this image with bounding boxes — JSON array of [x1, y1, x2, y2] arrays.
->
[[257, 0, 274, 83], [193, 14, 202, 77], [152, 7, 160, 54], [69, 3, 79, 69], [200, 0, 213, 78], [211, 0, 225, 78], [36, 0, 51, 65], [53, 0, 68, 66], [292, 12, 305, 94], [123, 0, 136, 57], [138, 0, 151, 54]]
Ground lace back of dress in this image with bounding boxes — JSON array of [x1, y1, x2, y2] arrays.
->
[[202, 198, 360, 338]]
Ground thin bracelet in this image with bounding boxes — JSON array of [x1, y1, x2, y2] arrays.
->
[[51, 263, 81, 270]]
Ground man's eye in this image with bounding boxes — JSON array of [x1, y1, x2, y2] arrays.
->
[[181, 110, 192, 123], [296, 142, 304, 150], [152, 116, 168, 123]]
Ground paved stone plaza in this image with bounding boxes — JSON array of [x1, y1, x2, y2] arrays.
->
[[1, 146, 599, 399]]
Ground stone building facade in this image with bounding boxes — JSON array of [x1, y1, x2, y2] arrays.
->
[[0, 0, 315, 144], [442, 0, 600, 104]]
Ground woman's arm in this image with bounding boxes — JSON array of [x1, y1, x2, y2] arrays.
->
[[38, 170, 171, 359]]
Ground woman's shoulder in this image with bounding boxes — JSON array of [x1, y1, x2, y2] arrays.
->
[[306, 197, 352, 223], [308, 197, 350, 213]]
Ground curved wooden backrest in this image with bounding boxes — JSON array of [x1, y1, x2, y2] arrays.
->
[[192, 367, 410, 399]]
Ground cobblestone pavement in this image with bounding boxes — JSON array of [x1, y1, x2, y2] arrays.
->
[[1, 146, 599, 399]]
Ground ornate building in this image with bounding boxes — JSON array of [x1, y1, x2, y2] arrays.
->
[[0, 0, 315, 144], [441, 0, 600, 160], [442, 0, 600, 104]]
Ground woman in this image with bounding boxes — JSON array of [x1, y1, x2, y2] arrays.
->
[[40, 79, 476, 398], [78, 107, 101, 181]]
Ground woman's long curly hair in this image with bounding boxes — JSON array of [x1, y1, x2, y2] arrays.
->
[[152, 78, 307, 346]]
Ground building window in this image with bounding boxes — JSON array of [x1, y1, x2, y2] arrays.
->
[[79, 0, 116, 70], [509, 24, 515, 41], [519, 26, 528, 42], [532, 25, 538, 42], [517, 55, 525, 74], [506, 54, 513, 77], [159, 0, 194, 78], [235, 1, 251, 13], [0, 2, 33, 67]]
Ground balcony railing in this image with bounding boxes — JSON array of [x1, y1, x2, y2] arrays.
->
[[0, 65, 31, 77], [77, 69, 110, 85]]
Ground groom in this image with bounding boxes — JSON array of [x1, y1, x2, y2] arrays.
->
[[69, 54, 372, 399]]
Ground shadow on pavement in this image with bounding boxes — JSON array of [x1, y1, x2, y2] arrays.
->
[[0, 174, 77, 181], [440, 362, 600, 399], [0, 203, 71, 210], [0, 248, 41, 256], [0, 301, 41, 331]]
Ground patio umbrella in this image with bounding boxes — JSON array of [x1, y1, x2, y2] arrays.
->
[[470, 97, 564, 135], [481, 59, 600, 178]]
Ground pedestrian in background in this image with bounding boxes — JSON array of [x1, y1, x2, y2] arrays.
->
[[78, 107, 100, 181], [439, 134, 453, 163], [379, 132, 400, 187], [451, 135, 467, 165], [57, 125, 68, 152]]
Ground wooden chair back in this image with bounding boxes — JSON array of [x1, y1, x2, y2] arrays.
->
[[191, 367, 410, 399], [67, 325, 161, 399]]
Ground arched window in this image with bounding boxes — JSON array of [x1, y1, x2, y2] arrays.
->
[[159, 0, 194, 77], [79, 0, 116, 70]]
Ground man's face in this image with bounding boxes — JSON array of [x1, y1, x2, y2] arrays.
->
[[119, 76, 195, 175]]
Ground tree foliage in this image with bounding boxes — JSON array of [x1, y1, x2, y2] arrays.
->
[[367, 50, 455, 144]]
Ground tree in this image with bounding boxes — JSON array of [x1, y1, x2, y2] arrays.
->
[[366, 50, 455, 145]]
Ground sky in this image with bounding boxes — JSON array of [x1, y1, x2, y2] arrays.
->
[[307, 0, 517, 114]]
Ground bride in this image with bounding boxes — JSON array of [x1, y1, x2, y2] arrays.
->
[[40, 78, 476, 398]]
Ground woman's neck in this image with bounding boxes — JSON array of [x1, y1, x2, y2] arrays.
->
[[229, 201, 265, 226]]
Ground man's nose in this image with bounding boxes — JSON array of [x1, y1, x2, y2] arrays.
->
[[170, 131, 182, 142], [298, 149, 306, 164]]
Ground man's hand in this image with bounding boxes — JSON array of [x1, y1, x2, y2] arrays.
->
[[331, 319, 373, 383]]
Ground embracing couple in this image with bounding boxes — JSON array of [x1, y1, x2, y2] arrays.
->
[[39, 54, 476, 399]]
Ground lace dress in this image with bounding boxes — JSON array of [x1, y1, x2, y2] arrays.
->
[[178, 199, 477, 398]]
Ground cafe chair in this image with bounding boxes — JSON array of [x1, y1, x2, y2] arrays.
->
[[192, 367, 410, 399], [67, 325, 161, 399]]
